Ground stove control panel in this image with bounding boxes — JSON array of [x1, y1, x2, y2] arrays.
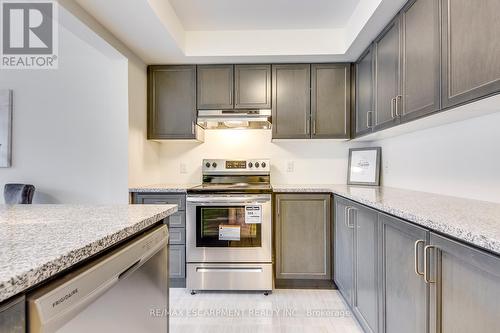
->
[[202, 159, 270, 174]]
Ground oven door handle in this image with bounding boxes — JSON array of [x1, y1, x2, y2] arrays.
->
[[187, 196, 270, 204]]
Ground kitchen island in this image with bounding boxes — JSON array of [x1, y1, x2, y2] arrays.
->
[[0, 204, 177, 332]]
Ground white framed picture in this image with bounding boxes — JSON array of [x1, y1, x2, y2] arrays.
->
[[347, 147, 381, 186], [0, 89, 13, 168]]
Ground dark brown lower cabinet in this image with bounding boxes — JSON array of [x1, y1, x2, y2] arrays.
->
[[334, 197, 379, 333], [428, 233, 500, 333], [335, 195, 500, 333], [275, 194, 331, 285], [131, 192, 186, 288], [379, 214, 429, 333]]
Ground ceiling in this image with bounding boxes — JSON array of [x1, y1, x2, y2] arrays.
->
[[169, 0, 361, 30], [75, 0, 407, 64]]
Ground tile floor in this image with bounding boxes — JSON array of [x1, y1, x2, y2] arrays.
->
[[169, 288, 363, 333]]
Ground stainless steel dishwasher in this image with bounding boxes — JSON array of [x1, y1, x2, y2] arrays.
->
[[27, 225, 169, 333]]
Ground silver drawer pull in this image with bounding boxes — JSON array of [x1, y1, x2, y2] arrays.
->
[[196, 267, 263, 273], [414, 240, 425, 277], [391, 97, 396, 118], [424, 245, 437, 284]]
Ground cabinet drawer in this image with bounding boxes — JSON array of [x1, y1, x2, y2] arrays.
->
[[167, 212, 185, 228], [134, 194, 186, 210], [169, 228, 185, 245]]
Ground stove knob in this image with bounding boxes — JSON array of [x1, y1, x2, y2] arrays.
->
[[248, 162, 253, 168], [261, 162, 266, 168], [205, 162, 211, 168], [212, 162, 217, 168], [255, 162, 260, 168]]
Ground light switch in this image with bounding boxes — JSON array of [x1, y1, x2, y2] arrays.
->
[[180, 163, 187, 174]]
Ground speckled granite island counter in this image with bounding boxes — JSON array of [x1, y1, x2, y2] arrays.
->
[[0, 204, 177, 303], [273, 184, 500, 256]]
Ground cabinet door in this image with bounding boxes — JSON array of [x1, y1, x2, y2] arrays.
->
[[272, 64, 311, 139], [355, 47, 375, 137], [234, 64, 271, 109], [311, 63, 351, 139], [401, 0, 440, 122], [334, 197, 354, 306], [374, 18, 401, 131], [275, 194, 331, 280], [197, 65, 234, 109], [148, 65, 197, 139], [352, 202, 379, 333], [380, 214, 429, 333], [169, 244, 186, 279], [442, 0, 500, 109], [428, 233, 500, 333]]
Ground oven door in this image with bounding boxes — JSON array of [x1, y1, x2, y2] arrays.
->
[[186, 194, 272, 263]]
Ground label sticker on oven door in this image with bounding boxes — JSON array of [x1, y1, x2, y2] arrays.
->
[[245, 205, 262, 224], [219, 225, 241, 241]]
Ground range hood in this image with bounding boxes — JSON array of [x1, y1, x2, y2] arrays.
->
[[197, 109, 272, 130]]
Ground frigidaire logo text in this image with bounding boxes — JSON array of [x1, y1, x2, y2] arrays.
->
[[52, 288, 78, 308], [0, 0, 59, 69]]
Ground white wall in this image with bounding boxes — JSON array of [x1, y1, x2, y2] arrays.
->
[[128, 60, 162, 187], [375, 111, 500, 203], [0, 4, 130, 203], [158, 130, 362, 185], [58, 0, 163, 191]]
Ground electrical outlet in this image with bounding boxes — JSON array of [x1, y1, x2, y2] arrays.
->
[[180, 163, 187, 174], [383, 161, 389, 175], [286, 161, 295, 173]]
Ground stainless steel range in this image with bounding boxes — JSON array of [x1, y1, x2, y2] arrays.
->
[[186, 159, 272, 294]]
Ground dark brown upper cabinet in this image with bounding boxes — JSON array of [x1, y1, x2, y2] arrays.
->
[[272, 64, 311, 139], [311, 63, 351, 139], [441, 0, 500, 109], [355, 47, 375, 138], [197, 65, 234, 109], [148, 65, 200, 140], [272, 63, 351, 140], [374, 17, 402, 132], [234, 64, 271, 109], [401, 0, 440, 122]]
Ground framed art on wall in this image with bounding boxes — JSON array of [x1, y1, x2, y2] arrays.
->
[[347, 147, 381, 186], [0, 89, 13, 168]]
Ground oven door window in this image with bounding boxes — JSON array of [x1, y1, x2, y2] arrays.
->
[[196, 206, 262, 247]]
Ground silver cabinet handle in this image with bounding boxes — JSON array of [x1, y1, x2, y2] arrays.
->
[[312, 118, 317, 135], [346, 207, 355, 229], [414, 240, 425, 277], [305, 114, 310, 135], [395, 95, 402, 117], [424, 245, 437, 284], [344, 207, 354, 229], [344, 206, 349, 227], [366, 111, 373, 128], [191, 121, 195, 134], [391, 97, 396, 118]]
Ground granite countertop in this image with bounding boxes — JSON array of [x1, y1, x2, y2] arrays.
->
[[129, 184, 199, 193], [0, 204, 177, 303], [129, 183, 500, 255], [273, 184, 500, 255]]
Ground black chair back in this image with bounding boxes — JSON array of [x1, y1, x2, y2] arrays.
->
[[4, 184, 35, 204]]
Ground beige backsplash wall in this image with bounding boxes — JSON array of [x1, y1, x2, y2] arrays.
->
[[155, 110, 500, 203], [157, 130, 364, 185], [373, 111, 500, 203]]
